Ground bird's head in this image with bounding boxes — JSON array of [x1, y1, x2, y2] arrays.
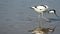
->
[[48, 9, 55, 14], [29, 6, 36, 9], [48, 9, 59, 17], [32, 6, 36, 8]]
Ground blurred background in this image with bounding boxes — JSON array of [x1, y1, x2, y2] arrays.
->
[[0, 0, 60, 34]]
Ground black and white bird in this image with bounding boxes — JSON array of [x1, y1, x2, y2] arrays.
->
[[30, 5, 59, 22], [30, 5, 51, 22], [48, 9, 59, 18], [30, 5, 48, 18]]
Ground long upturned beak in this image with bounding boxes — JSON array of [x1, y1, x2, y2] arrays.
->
[[54, 12, 60, 18], [53, 9, 59, 17], [48, 9, 60, 18], [29, 7, 33, 9]]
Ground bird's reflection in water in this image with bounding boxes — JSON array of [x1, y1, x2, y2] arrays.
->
[[28, 27, 56, 34]]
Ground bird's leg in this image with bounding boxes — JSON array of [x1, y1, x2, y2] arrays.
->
[[38, 14, 41, 28], [38, 14, 40, 18], [41, 12, 51, 22], [42, 12, 44, 18]]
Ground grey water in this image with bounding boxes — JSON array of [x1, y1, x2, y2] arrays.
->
[[0, 0, 60, 34]]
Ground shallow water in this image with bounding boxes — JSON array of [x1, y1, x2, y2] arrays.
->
[[0, 0, 60, 34]]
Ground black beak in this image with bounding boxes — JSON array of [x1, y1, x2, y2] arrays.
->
[[29, 7, 33, 9], [54, 13, 59, 18], [28, 30, 33, 32], [54, 10, 59, 18], [52, 9, 59, 18]]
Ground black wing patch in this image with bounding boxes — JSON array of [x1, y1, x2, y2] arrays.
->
[[40, 5, 46, 8]]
